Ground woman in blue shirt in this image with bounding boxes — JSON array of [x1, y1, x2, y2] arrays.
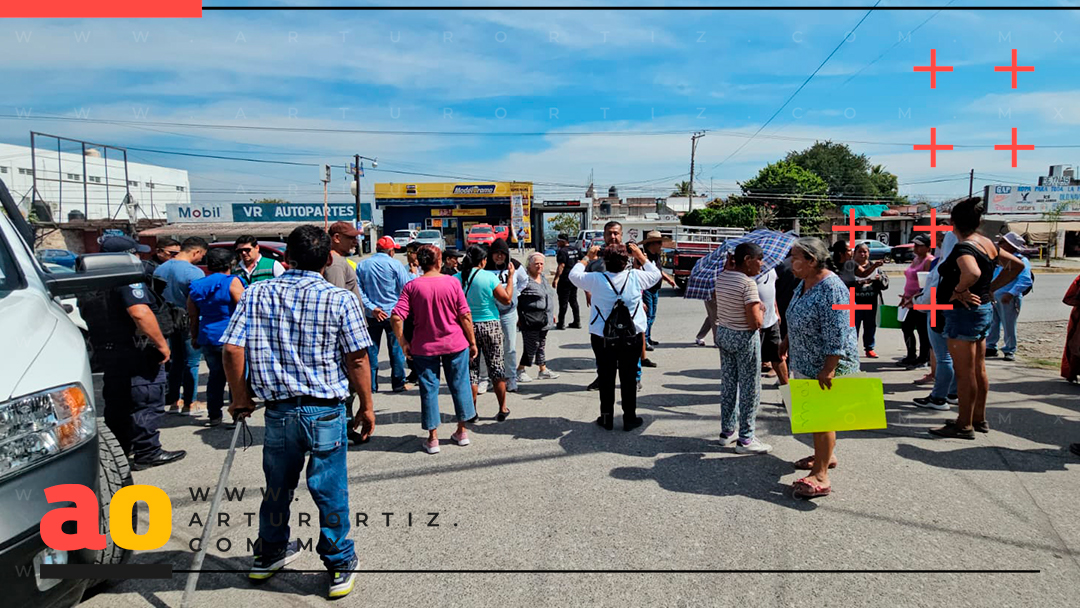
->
[[187, 247, 244, 426], [457, 245, 514, 421], [781, 237, 859, 499]]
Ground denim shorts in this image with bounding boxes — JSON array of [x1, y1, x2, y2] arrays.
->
[[942, 302, 993, 342]]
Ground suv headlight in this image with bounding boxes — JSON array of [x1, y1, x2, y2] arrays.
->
[[0, 385, 95, 481]]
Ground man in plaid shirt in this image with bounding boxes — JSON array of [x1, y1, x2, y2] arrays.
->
[[222, 225, 374, 600]]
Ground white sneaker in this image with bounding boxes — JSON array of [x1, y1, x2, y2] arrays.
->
[[734, 437, 773, 454], [538, 369, 560, 380], [477, 380, 489, 395], [422, 439, 440, 454], [717, 432, 737, 446], [517, 371, 533, 383], [695, 338, 706, 346]]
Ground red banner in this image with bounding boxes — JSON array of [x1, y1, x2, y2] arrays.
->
[[2, 1, 202, 18]]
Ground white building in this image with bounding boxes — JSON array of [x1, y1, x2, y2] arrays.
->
[[0, 142, 189, 222]]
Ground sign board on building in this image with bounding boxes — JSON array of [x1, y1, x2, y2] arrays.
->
[[985, 185, 1080, 215], [432, 208, 486, 217], [543, 200, 581, 207], [167, 202, 359, 223], [877, 232, 890, 246], [453, 184, 497, 195]]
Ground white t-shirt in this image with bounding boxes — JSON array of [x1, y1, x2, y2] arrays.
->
[[755, 268, 779, 329]]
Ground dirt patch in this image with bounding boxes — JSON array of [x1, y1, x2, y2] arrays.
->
[[1016, 320, 1068, 370]]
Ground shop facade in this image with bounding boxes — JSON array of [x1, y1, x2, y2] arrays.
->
[[375, 182, 532, 250]]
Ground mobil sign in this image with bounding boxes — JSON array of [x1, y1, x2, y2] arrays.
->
[[167, 203, 233, 223]]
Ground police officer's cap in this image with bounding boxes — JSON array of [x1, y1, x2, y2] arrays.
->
[[101, 235, 151, 254]]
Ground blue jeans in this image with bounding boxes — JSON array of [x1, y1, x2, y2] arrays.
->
[[499, 310, 519, 389], [167, 332, 202, 405], [201, 344, 228, 420], [716, 326, 762, 441], [259, 402, 354, 570], [367, 317, 407, 392], [414, 348, 476, 431], [642, 289, 659, 343], [987, 295, 1022, 355], [927, 321, 958, 400]]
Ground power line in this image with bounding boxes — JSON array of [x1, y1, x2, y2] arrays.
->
[[701, 1, 882, 176]]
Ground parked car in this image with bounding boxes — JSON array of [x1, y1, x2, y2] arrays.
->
[[576, 230, 603, 251], [413, 229, 445, 250], [890, 243, 915, 263], [392, 229, 417, 248], [1, 177, 143, 608], [197, 241, 288, 275], [492, 225, 510, 241], [852, 239, 892, 261], [466, 224, 497, 246], [37, 249, 78, 269]]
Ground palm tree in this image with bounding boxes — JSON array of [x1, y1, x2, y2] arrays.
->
[[671, 181, 695, 197]]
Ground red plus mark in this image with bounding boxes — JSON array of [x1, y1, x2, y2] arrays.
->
[[913, 208, 951, 250], [833, 286, 872, 328], [913, 128, 953, 168], [831, 208, 871, 243], [913, 49, 953, 89], [995, 127, 1034, 168], [994, 49, 1034, 89], [914, 287, 953, 327]]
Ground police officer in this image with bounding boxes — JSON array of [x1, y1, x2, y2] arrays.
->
[[79, 236, 187, 471], [552, 233, 582, 329]]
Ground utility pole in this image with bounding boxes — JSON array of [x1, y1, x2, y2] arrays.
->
[[354, 154, 362, 255], [688, 131, 705, 212], [968, 168, 974, 198]]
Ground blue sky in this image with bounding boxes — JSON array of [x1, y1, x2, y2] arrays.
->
[[2, 1, 1079, 209]]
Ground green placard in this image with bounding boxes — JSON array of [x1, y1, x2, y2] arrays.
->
[[878, 304, 902, 329], [781, 377, 887, 434]]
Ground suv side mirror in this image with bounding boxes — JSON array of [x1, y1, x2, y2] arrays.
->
[[42, 252, 148, 298]]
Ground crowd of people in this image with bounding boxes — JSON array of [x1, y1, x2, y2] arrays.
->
[[83, 195, 1078, 599]]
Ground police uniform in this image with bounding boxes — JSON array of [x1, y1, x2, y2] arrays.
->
[[79, 280, 167, 461]]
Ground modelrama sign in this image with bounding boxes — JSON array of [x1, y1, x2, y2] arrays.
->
[[167, 203, 357, 223], [986, 185, 1080, 215], [452, 184, 497, 195]]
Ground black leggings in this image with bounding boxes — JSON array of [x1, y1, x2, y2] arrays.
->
[[902, 309, 929, 362], [590, 334, 641, 417]]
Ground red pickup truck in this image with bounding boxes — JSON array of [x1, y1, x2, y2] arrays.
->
[[669, 227, 746, 290]]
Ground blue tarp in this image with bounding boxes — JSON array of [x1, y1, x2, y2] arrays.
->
[[841, 204, 889, 218]]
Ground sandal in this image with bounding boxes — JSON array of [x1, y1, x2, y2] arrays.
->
[[793, 455, 837, 470], [973, 420, 990, 433], [792, 477, 832, 498]]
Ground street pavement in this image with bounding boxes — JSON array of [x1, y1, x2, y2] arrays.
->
[[81, 289, 1080, 608]]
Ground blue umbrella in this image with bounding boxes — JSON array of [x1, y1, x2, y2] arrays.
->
[[684, 229, 798, 301]]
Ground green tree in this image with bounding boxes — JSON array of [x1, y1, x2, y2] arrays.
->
[[671, 181, 695, 197], [548, 213, 582, 239], [681, 203, 760, 230], [738, 160, 828, 230], [785, 141, 877, 200], [868, 164, 907, 204]]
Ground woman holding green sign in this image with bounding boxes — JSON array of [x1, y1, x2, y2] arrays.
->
[[781, 237, 860, 499]]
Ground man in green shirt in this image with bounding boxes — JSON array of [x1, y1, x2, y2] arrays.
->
[[234, 234, 285, 286]]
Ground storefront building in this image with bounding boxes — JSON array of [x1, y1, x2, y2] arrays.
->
[[375, 182, 532, 249]]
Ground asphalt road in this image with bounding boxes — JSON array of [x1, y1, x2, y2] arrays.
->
[[80, 283, 1080, 608]]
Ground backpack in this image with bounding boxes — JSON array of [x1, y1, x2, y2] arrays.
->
[[148, 274, 187, 336], [518, 285, 549, 330], [592, 272, 639, 343], [1023, 271, 1034, 296]]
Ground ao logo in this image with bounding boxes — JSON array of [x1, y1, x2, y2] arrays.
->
[[41, 484, 172, 552]]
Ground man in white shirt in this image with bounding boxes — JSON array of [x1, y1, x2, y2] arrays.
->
[[756, 268, 789, 385]]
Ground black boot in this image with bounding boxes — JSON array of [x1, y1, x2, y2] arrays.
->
[[595, 414, 613, 430], [623, 413, 644, 432]]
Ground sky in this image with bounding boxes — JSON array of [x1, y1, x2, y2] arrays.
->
[[2, 0, 1079, 210]]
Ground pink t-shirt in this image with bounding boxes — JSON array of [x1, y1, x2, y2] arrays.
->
[[903, 256, 931, 298], [392, 274, 471, 357]]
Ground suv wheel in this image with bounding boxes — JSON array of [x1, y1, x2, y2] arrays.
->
[[88, 420, 135, 589]]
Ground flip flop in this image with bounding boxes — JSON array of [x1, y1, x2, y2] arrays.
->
[[792, 477, 832, 498], [793, 455, 837, 470]]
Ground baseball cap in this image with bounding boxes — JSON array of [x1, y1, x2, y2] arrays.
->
[[101, 235, 151, 254], [911, 234, 931, 247], [376, 235, 400, 250], [328, 221, 360, 237], [1000, 231, 1026, 250], [444, 247, 464, 258]]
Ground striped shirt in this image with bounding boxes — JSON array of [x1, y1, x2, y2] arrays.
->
[[714, 271, 760, 331], [221, 270, 372, 401]]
